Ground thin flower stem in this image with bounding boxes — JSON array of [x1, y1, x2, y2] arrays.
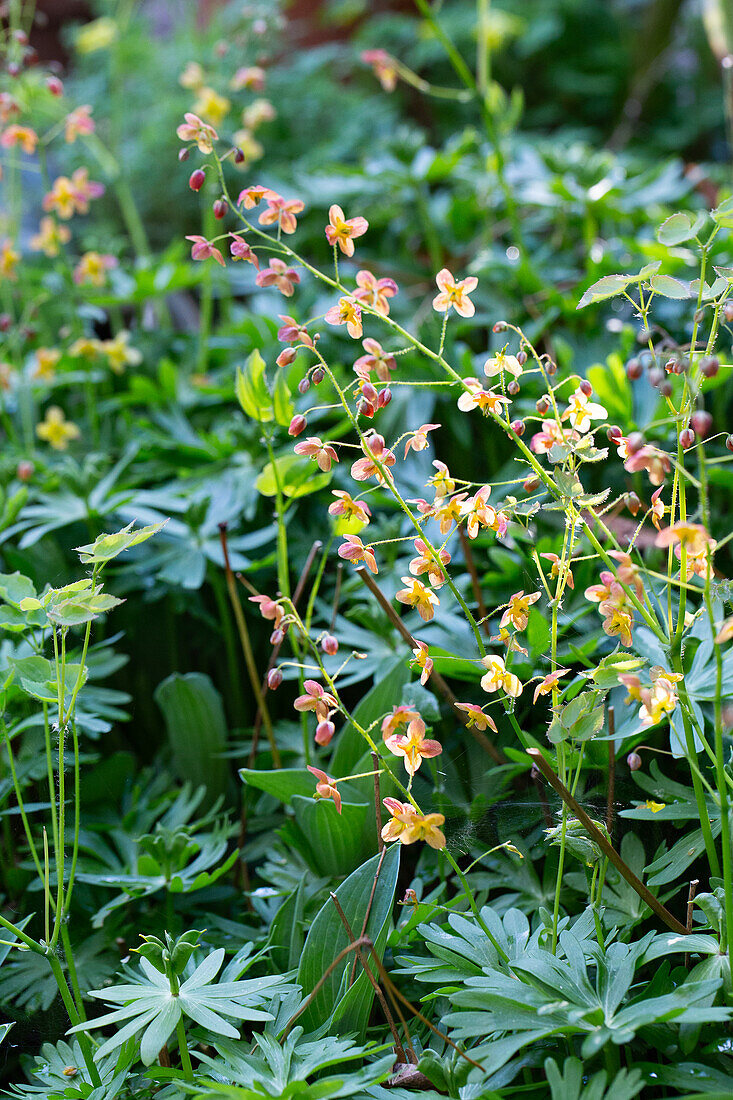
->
[[176, 1017, 194, 1082]]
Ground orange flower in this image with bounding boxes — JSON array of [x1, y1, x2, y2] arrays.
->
[[411, 641, 433, 685], [409, 538, 450, 587], [381, 705, 420, 739], [454, 702, 497, 732], [324, 204, 368, 256], [361, 49, 399, 92], [500, 590, 541, 632], [0, 124, 38, 153], [381, 799, 446, 849], [350, 433, 396, 483], [328, 490, 371, 524], [457, 378, 510, 415], [432, 268, 478, 317], [176, 111, 218, 153], [258, 194, 304, 235], [532, 669, 569, 704], [294, 679, 337, 722], [395, 577, 440, 622], [64, 105, 94, 143], [384, 716, 442, 776], [293, 436, 339, 472], [404, 423, 440, 459], [30, 216, 70, 257], [599, 601, 633, 647], [353, 270, 398, 316], [307, 765, 341, 814]]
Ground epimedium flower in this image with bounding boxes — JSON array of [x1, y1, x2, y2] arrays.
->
[[428, 459, 455, 499], [325, 296, 363, 339], [64, 104, 95, 142], [457, 378, 510, 415], [179, 61, 205, 90], [638, 667, 684, 728], [404, 423, 440, 459], [186, 235, 225, 266], [329, 491, 371, 524], [0, 239, 19, 280], [381, 705, 421, 741], [354, 338, 396, 382], [258, 194, 305, 235], [324, 205, 369, 256], [337, 533, 378, 574], [293, 436, 339, 472], [73, 251, 117, 287], [490, 625, 529, 656], [361, 49, 399, 92], [563, 387, 608, 434], [33, 347, 61, 382], [381, 798, 446, 849], [294, 679, 337, 722], [229, 233, 259, 268], [432, 268, 478, 317], [483, 350, 522, 379], [395, 577, 440, 622], [353, 270, 398, 316], [599, 600, 634, 648], [409, 538, 450, 587], [540, 552, 575, 589], [192, 86, 231, 127], [278, 315, 314, 348], [432, 495, 465, 537], [307, 765, 341, 814], [249, 593, 285, 632], [30, 216, 71, 257], [532, 669, 569, 704], [655, 522, 717, 580], [650, 487, 665, 531], [242, 98, 277, 131], [176, 111, 218, 153], [256, 259, 300, 296], [36, 406, 80, 450], [350, 433, 396, 483], [624, 444, 671, 486], [411, 641, 433, 685], [0, 123, 38, 153], [101, 331, 143, 374], [231, 65, 266, 91], [384, 716, 442, 777], [500, 590, 541, 632], [480, 654, 523, 698], [530, 418, 579, 455], [454, 702, 497, 733], [69, 167, 105, 213]]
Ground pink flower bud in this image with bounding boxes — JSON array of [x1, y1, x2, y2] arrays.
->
[[579, 379, 592, 397], [16, 460, 34, 482], [493, 321, 507, 332], [234, 147, 245, 163], [288, 414, 307, 437], [362, 381, 378, 403], [189, 169, 206, 191], [321, 633, 339, 655], [507, 380, 520, 396], [378, 387, 392, 407], [46, 75, 64, 96], [267, 668, 283, 690], [627, 752, 642, 771], [679, 428, 695, 450], [276, 347, 296, 367], [213, 199, 227, 220], [690, 410, 712, 438], [510, 419, 525, 436], [312, 367, 325, 385], [626, 431, 644, 455], [626, 358, 642, 379], [625, 491, 641, 516], [315, 720, 335, 745], [298, 377, 310, 394], [178, 147, 190, 162]]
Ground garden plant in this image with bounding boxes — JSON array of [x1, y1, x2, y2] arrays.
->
[[0, 0, 733, 1097]]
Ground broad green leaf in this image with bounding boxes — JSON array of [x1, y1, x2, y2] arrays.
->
[[587, 353, 632, 423], [291, 795, 372, 877], [649, 274, 690, 299], [272, 369, 294, 427], [255, 453, 332, 499], [576, 274, 632, 310], [155, 673, 229, 809], [295, 845, 400, 1037], [657, 212, 695, 245], [75, 520, 165, 565], [240, 767, 317, 803], [235, 349, 273, 422]]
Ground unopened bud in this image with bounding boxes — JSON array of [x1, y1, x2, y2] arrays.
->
[[648, 366, 664, 388], [298, 377, 310, 394], [492, 321, 508, 333], [507, 380, 520, 396], [726, 434, 733, 452], [626, 357, 643, 380], [178, 147, 190, 162], [234, 147, 245, 164], [315, 720, 335, 746], [523, 475, 540, 493], [267, 668, 283, 690], [189, 168, 206, 191], [546, 361, 557, 376], [270, 628, 285, 645], [659, 380, 672, 398], [362, 381, 378, 403], [626, 431, 644, 455], [680, 428, 695, 450], [690, 410, 713, 437], [277, 347, 296, 367], [607, 425, 622, 442], [625, 491, 641, 516], [46, 75, 64, 96], [359, 399, 376, 419], [288, 414, 307, 437], [536, 395, 551, 416], [517, 350, 527, 366], [377, 387, 392, 407], [627, 752, 642, 771], [724, 301, 733, 323], [312, 367, 325, 385], [213, 199, 228, 219], [510, 419, 525, 436], [700, 355, 719, 378], [579, 379, 592, 397], [636, 327, 651, 344], [0, 314, 11, 333], [321, 633, 339, 655], [16, 460, 34, 481]]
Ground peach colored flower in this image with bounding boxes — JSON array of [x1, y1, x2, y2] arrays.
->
[[361, 49, 399, 92], [237, 184, 277, 209], [249, 594, 285, 630], [325, 204, 368, 256], [530, 419, 579, 455], [186, 235, 225, 266], [231, 66, 266, 91], [457, 378, 510, 414], [563, 388, 607, 433], [432, 268, 478, 317], [500, 590, 541, 632], [176, 112, 218, 153], [480, 655, 523, 698], [650, 488, 665, 531], [325, 296, 363, 339], [395, 577, 440, 622], [329, 490, 371, 524], [540, 552, 575, 590], [0, 239, 19, 280], [64, 105, 94, 142], [338, 533, 377, 573], [384, 716, 442, 776], [353, 338, 396, 381], [0, 124, 38, 153], [258, 194, 304, 235], [381, 705, 420, 740], [624, 445, 671, 486], [307, 765, 341, 813], [30, 216, 70, 257], [454, 702, 497, 732], [409, 538, 450, 587], [411, 641, 433, 685], [404, 423, 440, 459], [293, 436, 338, 472], [278, 315, 314, 348], [256, 259, 300, 296], [294, 679, 337, 722], [73, 251, 117, 286], [715, 616, 733, 644], [353, 270, 398, 316], [599, 601, 634, 647], [432, 495, 465, 537], [350, 433, 396, 483], [533, 669, 569, 704]]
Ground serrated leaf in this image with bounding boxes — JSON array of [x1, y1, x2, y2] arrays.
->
[[577, 274, 632, 310], [657, 212, 695, 245], [649, 274, 690, 299]]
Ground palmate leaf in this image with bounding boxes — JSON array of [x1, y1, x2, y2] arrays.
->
[[70, 948, 293, 1066], [545, 1056, 644, 1100], [1, 1037, 129, 1099], [193, 1027, 394, 1098]]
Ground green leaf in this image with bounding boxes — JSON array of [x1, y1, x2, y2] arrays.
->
[[331, 658, 410, 773], [295, 845, 400, 1038], [657, 212, 695, 245], [576, 274, 632, 310], [75, 520, 165, 565], [255, 453, 332, 500], [236, 349, 273, 422], [649, 274, 690, 299], [155, 673, 229, 810], [291, 795, 373, 877], [272, 369, 294, 427], [240, 767, 317, 803], [587, 353, 632, 423]]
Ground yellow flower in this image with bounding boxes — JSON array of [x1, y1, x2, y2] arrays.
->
[[100, 331, 142, 374], [70, 336, 103, 360], [645, 800, 666, 813], [75, 17, 118, 53], [0, 239, 19, 280], [395, 577, 440, 622], [33, 347, 61, 381], [480, 654, 523, 698], [30, 216, 71, 257], [192, 86, 231, 127], [36, 407, 80, 450]]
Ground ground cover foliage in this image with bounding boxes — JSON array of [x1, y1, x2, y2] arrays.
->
[[1, 0, 733, 1096]]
